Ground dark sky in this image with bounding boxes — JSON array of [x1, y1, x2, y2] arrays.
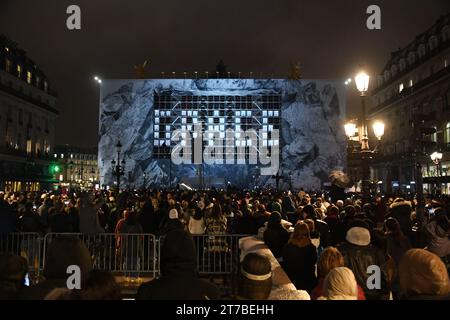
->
[[1, 0, 449, 148]]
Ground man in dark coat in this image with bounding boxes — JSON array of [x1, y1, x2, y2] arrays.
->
[[136, 229, 220, 300]]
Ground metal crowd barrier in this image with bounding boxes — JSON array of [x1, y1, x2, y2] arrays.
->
[[192, 234, 247, 275], [0, 232, 248, 281], [0, 232, 41, 278], [43, 233, 159, 279]]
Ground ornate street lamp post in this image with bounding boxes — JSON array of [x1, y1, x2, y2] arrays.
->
[[111, 141, 126, 190], [345, 71, 385, 202]]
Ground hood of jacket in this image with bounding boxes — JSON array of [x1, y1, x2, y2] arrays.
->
[[161, 229, 197, 277]]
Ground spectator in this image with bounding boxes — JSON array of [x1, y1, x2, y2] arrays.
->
[[337, 219, 390, 300], [0, 253, 28, 299], [188, 207, 205, 235], [72, 270, 122, 300], [158, 208, 185, 235], [139, 200, 160, 234], [302, 204, 330, 248], [311, 247, 365, 300], [136, 229, 220, 300], [236, 253, 272, 300], [18, 202, 44, 233], [282, 221, 317, 292], [21, 237, 92, 300], [0, 195, 16, 234], [78, 193, 104, 235], [387, 198, 413, 242], [317, 267, 358, 300], [263, 211, 289, 259], [424, 208, 450, 259], [399, 249, 450, 300]]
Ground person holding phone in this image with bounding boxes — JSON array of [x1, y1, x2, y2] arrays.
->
[[0, 253, 28, 300]]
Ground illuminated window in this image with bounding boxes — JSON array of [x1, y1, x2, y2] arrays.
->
[[26, 139, 32, 154], [399, 83, 404, 93], [409, 79, 413, 87], [17, 64, 22, 77], [446, 123, 450, 144], [27, 71, 32, 84], [431, 127, 437, 143], [5, 59, 11, 72], [5, 47, 9, 52]]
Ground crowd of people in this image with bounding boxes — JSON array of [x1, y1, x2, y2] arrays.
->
[[0, 186, 450, 300]]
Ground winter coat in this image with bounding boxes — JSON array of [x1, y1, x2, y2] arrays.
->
[[282, 242, 317, 292], [425, 220, 450, 258], [136, 229, 220, 300], [387, 201, 413, 241], [78, 198, 105, 235], [336, 226, 390, 300], [263, 225, 290, 258]]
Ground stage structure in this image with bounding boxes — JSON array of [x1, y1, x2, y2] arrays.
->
[[98, 79, 346, 190]]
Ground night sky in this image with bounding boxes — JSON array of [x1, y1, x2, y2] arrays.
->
[[1, 0, 449, 148]]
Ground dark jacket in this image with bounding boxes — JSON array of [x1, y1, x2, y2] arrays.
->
[[0, 201, 16, 234], [49, 212, 74, 233], [387, 201, 413, 242], [263, 226, 289, 258], [282, 242, 317, 292], [19, 211, 44, 233], [337, 234, 390, 300], [136, 229, 219, 300]]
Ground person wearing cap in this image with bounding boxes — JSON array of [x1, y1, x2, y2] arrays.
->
[[232, 253, 273, 300], [158, 208, 185, 235], [136, 229, 219, 300], [336, 219, 390, 300]]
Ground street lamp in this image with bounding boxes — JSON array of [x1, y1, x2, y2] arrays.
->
[[111, 140, 126, 190], [430, 151, 443, 195], [344, 71, 385, 202]]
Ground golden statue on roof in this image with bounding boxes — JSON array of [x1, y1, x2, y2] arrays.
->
[[134, 60, 149, 79], [288, 61, 302, 80]]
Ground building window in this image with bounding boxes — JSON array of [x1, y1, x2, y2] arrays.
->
[[399, 83, 404, 93], [431, 126, 437, 143], [446, 123, 450, 144], [445, 59, 448, 69], [17, 64, 22, 78], [5, 59, 11, 72], [409, 79, 414, 87], [36, 76, 40, 87], [44, 81, 48, 92], [26, 139, 32, 154], [27, 71, 32, 84]]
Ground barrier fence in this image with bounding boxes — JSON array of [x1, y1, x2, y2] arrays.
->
[[0, 232, 41, 278], [0, 233, 248, 281]]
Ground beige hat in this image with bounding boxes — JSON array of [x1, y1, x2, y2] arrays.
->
[[169, 209, 178, 220]]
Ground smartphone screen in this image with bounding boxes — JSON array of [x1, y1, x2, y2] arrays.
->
[[24, 273, 30, 286]]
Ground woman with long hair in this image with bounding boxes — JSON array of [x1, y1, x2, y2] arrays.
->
[[282, 221, 317, 292]]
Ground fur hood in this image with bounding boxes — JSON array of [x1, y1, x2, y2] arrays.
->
[[389, 199, 412, 210]]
